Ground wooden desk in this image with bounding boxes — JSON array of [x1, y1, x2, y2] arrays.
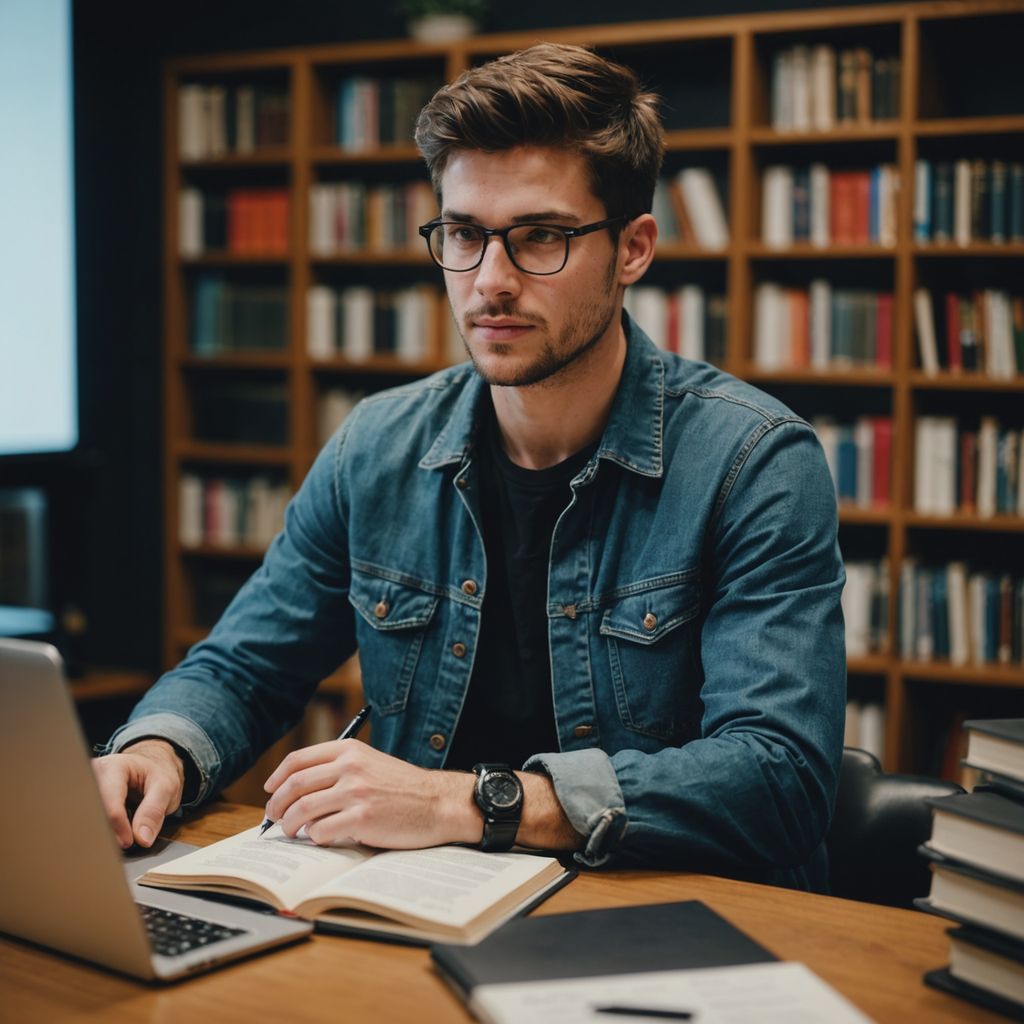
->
[[0, 803, 999, 1023]]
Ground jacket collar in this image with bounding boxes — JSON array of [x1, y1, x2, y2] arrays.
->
[[419, 311, 664, 478]]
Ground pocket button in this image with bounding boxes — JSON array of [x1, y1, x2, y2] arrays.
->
[[374, 601, 390, 620], [642, 612, 657, 631]]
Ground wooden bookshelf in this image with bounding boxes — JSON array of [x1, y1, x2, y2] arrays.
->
[[161, 0, 1024, 782]]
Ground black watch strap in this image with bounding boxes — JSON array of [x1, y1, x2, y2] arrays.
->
[[472, 763, 523, 852]]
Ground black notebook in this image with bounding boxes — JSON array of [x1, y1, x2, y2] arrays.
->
[[431, 899, 776, 997]]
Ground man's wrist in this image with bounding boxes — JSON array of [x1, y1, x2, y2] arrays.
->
[[438, 770, 485, 845]]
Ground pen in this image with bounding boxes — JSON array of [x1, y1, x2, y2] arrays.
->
[[258, 703, 373, 838], [593, 1007, 694, 1020]]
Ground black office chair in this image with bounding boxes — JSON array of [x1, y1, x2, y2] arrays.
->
[[825, 747, 965, 909]]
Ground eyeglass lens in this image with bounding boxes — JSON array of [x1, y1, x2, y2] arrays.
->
[[427, 224, 568, 274]]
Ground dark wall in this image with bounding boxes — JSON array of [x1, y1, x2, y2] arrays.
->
[[70, 0, 901, 671]]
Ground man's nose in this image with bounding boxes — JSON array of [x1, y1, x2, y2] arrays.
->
[[474, 235, 521, 296]]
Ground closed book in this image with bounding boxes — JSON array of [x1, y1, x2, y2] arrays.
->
[[933, 161, 954, 243], [947, 562, 970, 666], [962, 719, 1024, 784], [871, 417, 892, 506], [925, 926, 1024, 1018], [991, 160, 1008, 243], [810, 46, 835, 131], [914, 159, 932, 242], [914, 288, 940, 374], [875, 292, 893, 368], [924, 790, 1024, 884], [1011, 163, 1024, 242], [431, 901, 776, 1002], [677, 168, 729, 250], [954, 159, 972, 247], [970, 159, 990, 243]]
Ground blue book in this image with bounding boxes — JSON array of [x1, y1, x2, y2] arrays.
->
[[985, 575, 1000, 663], [914, 160, 932, 242], [191, 275, 221, 356], [836, 426, 857, 502], [1010, 163, 1024, 243], [932, 570, 949, 660]]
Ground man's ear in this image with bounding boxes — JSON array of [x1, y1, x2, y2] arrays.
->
[[618, 213, 658, 286]]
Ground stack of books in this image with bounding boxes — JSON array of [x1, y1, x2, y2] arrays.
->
[[914, 160, 1024, 245], [623, 285, 727, 364], [651, 169, 729, 250], [918, 718, 1024, 1018]]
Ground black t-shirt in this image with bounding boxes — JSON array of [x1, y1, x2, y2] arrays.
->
[[445, 406, 597, 770]]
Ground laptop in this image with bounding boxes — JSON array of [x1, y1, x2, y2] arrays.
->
[[0, 638, 312, 980]]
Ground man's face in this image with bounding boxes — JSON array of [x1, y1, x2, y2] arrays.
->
[[438, 146, 622, 388]]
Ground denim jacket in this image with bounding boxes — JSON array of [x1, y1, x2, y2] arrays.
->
[[107, 314, 846, 889]]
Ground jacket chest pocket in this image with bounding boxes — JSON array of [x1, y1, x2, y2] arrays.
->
[[349, 571, 438, 714], [599, 577, 702, 741]]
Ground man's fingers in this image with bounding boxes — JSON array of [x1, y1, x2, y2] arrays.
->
[[131, 772, 179, 848], [92, 761, 134, 850], [264, 739, 348, 793], [265, 761, 342, 822]]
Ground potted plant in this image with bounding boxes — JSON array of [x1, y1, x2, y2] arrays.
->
[[397, 0, 488, 43]]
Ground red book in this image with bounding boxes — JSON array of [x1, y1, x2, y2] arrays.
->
[[790, 289, 809, 366], [275, 191, 290, 253], [871, 417, 892, 506], [853, 171, 871, 245], [875, 292, 893, 369], [830, 172, 851, 244], [945, 292, 962, 372], [959, 430, 977, 513]]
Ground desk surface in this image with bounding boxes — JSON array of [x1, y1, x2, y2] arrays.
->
[[0, 803, 999, 1023]]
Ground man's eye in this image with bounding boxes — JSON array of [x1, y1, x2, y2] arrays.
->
[[524, 227, 562, 244], [448, 226, 481, 244]]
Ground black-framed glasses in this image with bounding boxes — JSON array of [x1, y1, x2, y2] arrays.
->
[[418, 216, 629, 276]]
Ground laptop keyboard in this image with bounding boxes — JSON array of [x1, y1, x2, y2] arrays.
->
[[140, 903, 248, 957]]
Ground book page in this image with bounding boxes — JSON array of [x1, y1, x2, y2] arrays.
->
[[138, 824, 373, 910], [471, 963, 873, 1024], [303, 846, 559, 927]]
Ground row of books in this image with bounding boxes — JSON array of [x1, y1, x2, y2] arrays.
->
[[842, 700, 886, 761], [179, 188, 290, 256], [812, 417, 893, 509], [179, 474, 290, 549], [753, 281, 892, 370], [309, 181, 436, 255], [622, 286, 727, 365], [190, 276, 288, 355], [334, 75, 442, 152], [841, 560, 889, 658], [914, 287, 1024, 379], [899, 562, 1024, 666], [318, 388, 362, 446], [913, 159, 1024, 246], [914, 417, 1024, 518], [190, 380, 288, 446], [178, 83, 289, 159], [650, 169, 729, 250], [761, 164, 899, 248], [770, 45, 901, 132], [918, 718, 1024, 1018], [306, 284, 440, 363]]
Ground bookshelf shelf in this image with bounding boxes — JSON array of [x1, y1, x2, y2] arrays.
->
[[161, 0, 1024, 782], [175, 442, 293, 465], [69, 668, 154, 703]]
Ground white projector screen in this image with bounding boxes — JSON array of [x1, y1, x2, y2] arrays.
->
[[0, 0, 78, 456]]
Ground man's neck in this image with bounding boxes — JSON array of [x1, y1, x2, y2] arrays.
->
[[489, 322, 628, 470]]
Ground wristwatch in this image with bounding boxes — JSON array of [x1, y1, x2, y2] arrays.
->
[[472, 763, 524, 852]]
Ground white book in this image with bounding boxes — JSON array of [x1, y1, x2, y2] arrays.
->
[[954, 159, 972, 246], [394, 287, 426, 363], [790, 46, 811, 132], [771, 50, 793, 130], [625, 287, 668, 349], [811, 417, 839, 495], [306, 286, 337, 359], [968, 572, 987, 664], [318, 389, 359, 446], [761, 166, 793, 248], [843, 699, 862, 748], [913, 287, 940, 374], [842, 563, 871, 657], [947, 562, 970, 666], [809, 278, 831, 369], [809, 163, 830, 247], [217, 481, 240, 547], [988, 290, 1016, 378], [206, 86, 227, 157], [753, 283, 783, 368], [234, 86, 255, 154], [859, 703, 886, 762], [651, 179, 679, 244], [914, 417, 935, 513], [810, 46, 836, 131], [678, 285, 705, 361], [178, 474, 204, 548], [878, 164, 899, 248], [178, 84, 205, 159], [340, 286, 374, 361], [677, 168, 729, 250], [913, 160, 931, 241], [977, 416, 999, 517], [854, 418, 873, 508], [243, 477, 271, 547], [178, 188, 203, 257], [309, 185, 337, 256], [931, 416, 958, 516]]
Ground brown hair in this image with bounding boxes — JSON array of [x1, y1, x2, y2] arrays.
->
[[414, 43, 664, 220]]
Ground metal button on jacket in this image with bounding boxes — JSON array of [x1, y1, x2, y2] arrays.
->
[[461, 579, 477, 596], [429, 733, 446, 751], [452, 642, 467, 658], [374, 601, 389, 620], [643, 612, 657, 631]]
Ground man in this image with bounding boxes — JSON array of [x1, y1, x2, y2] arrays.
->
[[95, 44, 845, 890]]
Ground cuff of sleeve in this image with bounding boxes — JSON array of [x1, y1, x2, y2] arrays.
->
[[524, 748, 627, 868], [98, 713, 221, 809]]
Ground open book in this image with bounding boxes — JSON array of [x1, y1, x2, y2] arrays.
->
[[138, 825, 572, 945]]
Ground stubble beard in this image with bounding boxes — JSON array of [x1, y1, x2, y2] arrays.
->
[[455, 259, 620, 389]]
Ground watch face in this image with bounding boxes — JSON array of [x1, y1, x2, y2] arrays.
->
[[484, 772, 521, 810]]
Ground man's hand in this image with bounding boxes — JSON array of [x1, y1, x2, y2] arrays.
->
[[263, 740, 481, 849], [92, 739, 186, 849], [264, 740, 584, 852]]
